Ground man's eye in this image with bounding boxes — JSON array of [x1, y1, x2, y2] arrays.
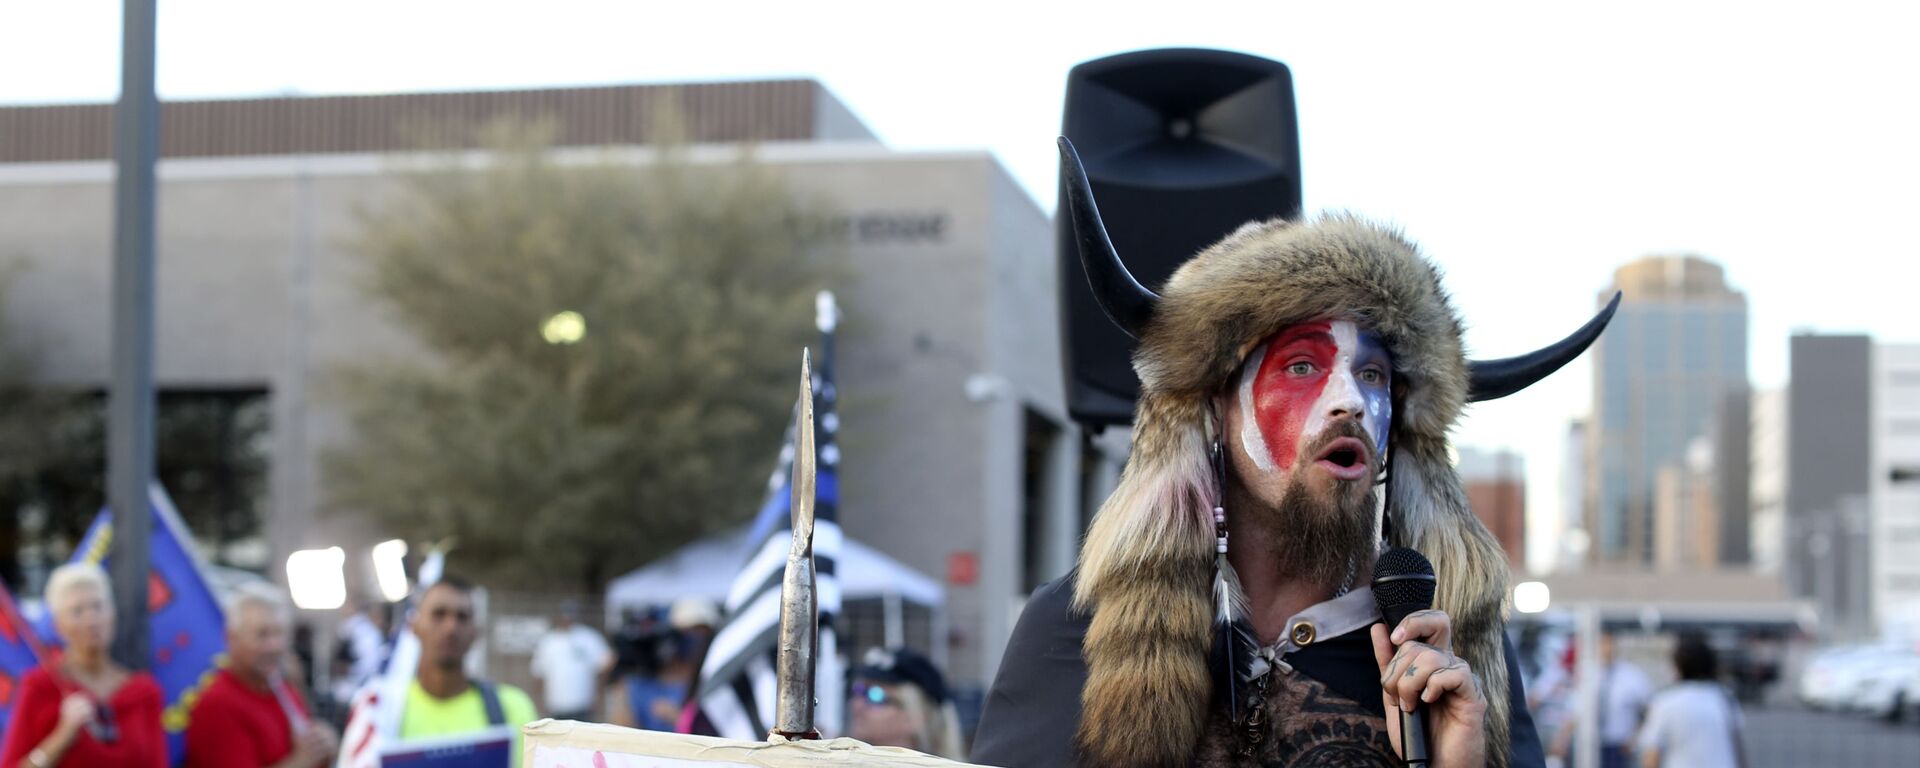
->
[[1359, 369, 1384, 384], [1287, 362, 1314, 376]]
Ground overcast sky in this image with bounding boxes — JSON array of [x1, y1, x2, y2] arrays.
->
[[6, 1, 1915, 572]]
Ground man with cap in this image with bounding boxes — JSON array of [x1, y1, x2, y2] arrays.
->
[[969, 140, 1614, 767]]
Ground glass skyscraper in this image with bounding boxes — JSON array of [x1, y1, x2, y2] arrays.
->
[[1586, 256, 1748, 566]]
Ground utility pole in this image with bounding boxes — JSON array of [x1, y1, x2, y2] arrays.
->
[[108, 0, 159, 668]]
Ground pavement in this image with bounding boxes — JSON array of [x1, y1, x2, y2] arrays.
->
[[1743, 704, 1920, 768]]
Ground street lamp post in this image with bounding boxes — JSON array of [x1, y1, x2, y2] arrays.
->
[[1574, 604, 1601, 768], [108, 0, 160, 669]]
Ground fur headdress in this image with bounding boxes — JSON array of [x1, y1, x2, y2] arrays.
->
[[1058, 138, 1615, 767]]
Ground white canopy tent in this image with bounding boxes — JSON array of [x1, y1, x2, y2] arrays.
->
[[605, 526, 945, 660]]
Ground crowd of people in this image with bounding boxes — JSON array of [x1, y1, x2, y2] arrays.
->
[[590, 599, 963, 759], [0, 564, 544, 768], [1525, 631, 1748, 768], [0, 561, 1756, 768], [0, 560, 962, 767], [601, 599, 713, 732]]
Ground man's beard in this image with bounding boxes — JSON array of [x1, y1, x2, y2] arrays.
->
[[1237, 423, 1381, 592]]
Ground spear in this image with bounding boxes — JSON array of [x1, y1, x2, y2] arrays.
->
[[772, 348, 820, 740]]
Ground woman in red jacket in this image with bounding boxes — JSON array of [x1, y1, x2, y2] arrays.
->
[[1, 563, 164, 768]]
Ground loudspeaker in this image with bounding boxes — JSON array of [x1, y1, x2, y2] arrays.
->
[[1059, 48, 1303, 430]]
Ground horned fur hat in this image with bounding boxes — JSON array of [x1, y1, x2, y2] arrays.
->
[[1059, 137, 1616, 768]]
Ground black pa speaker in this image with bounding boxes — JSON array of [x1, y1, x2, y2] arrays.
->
[[1059, 48, 1303, 430]]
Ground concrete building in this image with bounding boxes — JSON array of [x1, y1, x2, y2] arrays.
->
[[1586, 255, 1748, 567], [1749, 389, 1787, 574], [1870, 343, 1920, 641], [1714, 388, 1753, 564], [0, 81, 1114, 693], [1785, 334, 1873, 637], [1517, 568, 1812, 630], [1459, 447, 1525, 568]]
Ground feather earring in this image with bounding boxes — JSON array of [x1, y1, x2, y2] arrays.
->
[[1206, 406, 1258, 720]]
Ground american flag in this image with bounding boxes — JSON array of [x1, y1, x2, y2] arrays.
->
[[693, 291, 845, 739]]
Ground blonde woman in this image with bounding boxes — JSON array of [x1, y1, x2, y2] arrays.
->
[[1, 563, 164, 768], [848, 647, 963, 759]]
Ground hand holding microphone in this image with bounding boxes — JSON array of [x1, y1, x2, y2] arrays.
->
[[1371, 547, 1488, 767]]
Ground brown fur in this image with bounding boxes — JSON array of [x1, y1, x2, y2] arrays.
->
[[1074, 215, 1515, 767], [1073, 396, 1217, 766]]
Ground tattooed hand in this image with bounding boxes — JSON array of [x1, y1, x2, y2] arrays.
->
[[1370, 610, 1487, 767]]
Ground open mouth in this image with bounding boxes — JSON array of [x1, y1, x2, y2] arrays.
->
[[1313, 437, 1370, 480]]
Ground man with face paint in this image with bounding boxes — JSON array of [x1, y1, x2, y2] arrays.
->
[[1225, 320, 1396, 624], [968, 140, 1616, 768]]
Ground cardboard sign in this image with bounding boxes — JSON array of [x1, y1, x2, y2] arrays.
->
[[522, 720, 995, 768]]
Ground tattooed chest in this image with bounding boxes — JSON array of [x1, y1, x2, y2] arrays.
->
[[1195, 669, 1397, 768]]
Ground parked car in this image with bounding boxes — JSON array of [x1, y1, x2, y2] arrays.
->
[[1902, 662, 1920, 724], [1844, 651, 1920, 720], [1799, 646, 1898, 710]]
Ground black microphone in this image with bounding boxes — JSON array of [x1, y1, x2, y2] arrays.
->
[[1372, 546, 1437, 767]]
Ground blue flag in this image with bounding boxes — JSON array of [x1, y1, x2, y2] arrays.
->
[[63, 486, 227, 765], [0, 580, 47, 731]]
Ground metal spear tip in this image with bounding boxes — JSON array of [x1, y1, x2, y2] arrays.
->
[[790, 349, 816, 542], [774, 345, 822, 740]]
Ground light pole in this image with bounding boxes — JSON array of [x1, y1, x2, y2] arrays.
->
[[108, 0, 159, 669]]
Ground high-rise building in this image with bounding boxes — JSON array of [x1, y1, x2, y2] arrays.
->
[[1459, 447, 1525, 568], [1715, 389, 1753, 564], [1586, 255, 1749, 567], [1786, 334, 1873, 637], [1781, 335, 1920, 640]]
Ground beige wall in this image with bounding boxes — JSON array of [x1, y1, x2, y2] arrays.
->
[[0, 143, 1077, 690]]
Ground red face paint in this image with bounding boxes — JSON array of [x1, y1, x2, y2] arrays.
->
[[1248, 321, 1336, 470], [1238, 320, 1393, 474]]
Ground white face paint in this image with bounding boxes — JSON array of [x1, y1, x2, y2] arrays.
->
[[1238, 344, 1276, 473], [1316, 322, 1392, 458], [1234, 320, 1393, 475]]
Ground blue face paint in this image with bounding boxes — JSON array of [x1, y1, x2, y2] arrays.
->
[[1354, 330, 1392, 457]]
